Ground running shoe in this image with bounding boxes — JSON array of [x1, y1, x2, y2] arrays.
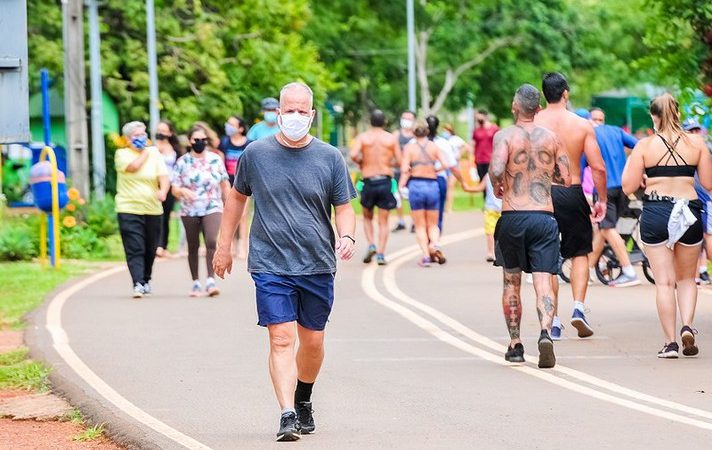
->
[[608, 273, 641, 287], [571, 309, 594, 338], [431, 247, 447, 265], [537, 330, 556, 369], [697, 271, 711, 285], [189, 281, 202, 298], [142, 282, 152, 296], [276, 411, 301, 442], [551, 323, 563, 341], [132, 283, 145, 299], [418, 256, 432, 268], [681, 326, 699, 357], [504, 343, 525, 363], [657, 342, 679, 359], [392, 222, 407, 232], [206, 277, 220, 297], [363, 244, 377, 264], [376, 253, 387, 266], [410, 224, 415, 233], [486, 256, 495, 263], [295, 401, 315, 434]]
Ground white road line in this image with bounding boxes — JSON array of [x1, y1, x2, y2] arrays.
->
[[366, 228, 712, 430], [46, 265, 213, 450]]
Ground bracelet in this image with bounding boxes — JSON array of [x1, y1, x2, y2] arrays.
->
[[341, 235, 356, 244]]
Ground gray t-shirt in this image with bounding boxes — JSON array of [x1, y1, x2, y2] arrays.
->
[[234, 135, 357, 275]]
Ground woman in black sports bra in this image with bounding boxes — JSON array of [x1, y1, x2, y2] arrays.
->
[[622, 93, 712, 359]]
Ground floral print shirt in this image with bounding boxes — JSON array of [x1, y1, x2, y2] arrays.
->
[[171, 152, 228, 217]]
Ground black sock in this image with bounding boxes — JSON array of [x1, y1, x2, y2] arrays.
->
[[295, 380, 314, 404]]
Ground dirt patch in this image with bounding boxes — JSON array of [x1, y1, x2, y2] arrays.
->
[[0, 392, 73, 420], [0, 330, 23, 353], [0, 419, 123, 449]]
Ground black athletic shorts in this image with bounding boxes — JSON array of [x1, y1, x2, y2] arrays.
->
[[494, 211, 560, 274], [599, 187, 626, 230], [552, 184, 593, 258], [640, 199, 703, 246], [360, 176, 397, 210]]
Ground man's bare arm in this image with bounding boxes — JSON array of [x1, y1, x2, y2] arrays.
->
[[213, 188, 249, 278], [349, 135, 363, 165], [392, 136, 402, 167], [583, 124, 607, 203], [488, 130, 509, 197]]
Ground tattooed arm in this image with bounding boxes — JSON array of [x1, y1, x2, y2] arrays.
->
[[488, 130, 509, 198], [552, 135, 571, 187]]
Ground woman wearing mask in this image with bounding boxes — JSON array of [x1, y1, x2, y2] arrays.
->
[[172, 125, 231, 297], [115, 121, 170, 298], [219, 116, 252, 259], [155, 120, 182, 257], [622, 93, 712, 358], [195, 121, 225, 161], [399, 120, 456, 267]]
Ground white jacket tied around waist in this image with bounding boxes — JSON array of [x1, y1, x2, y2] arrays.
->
[[666, 198, 698, 249]]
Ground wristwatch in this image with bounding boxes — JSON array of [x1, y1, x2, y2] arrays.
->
[[341, 235, 356, 244]]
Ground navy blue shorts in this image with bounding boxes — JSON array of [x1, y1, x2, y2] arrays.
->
[[251, 273, 335, 331], [408, 178, 440, 211], [494, 211, 561, 274]]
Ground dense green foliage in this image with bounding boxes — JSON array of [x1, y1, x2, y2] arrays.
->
[[26, 0, 708, 126]]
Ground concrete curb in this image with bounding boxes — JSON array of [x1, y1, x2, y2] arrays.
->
[[25, 266, 172, 450]]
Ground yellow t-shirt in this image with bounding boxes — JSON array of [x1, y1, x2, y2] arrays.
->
[[114, 146, 168, 215]]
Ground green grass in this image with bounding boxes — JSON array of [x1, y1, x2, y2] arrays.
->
[[62, 408, 85, 425], [0, 261, 93, 329], [73, 423, 106, 442], [0, 347, 51, 391]]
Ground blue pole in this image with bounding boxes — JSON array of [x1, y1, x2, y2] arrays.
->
[[41, 69, 51, 146], [48, 214, 56, 267]]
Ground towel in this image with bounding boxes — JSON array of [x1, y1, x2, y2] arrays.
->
[[666, 198, 698, 248]]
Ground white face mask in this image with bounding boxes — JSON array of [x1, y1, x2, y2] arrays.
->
[[279, 112, 313, 141], [400, 119, 414, 130]]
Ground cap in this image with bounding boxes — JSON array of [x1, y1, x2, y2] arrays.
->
[[261, 97, 279, 110], [682, 117, 702, 132], [575, 108, 591, 120]]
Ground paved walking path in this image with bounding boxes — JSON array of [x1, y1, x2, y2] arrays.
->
[[29, 212, 712, 449]]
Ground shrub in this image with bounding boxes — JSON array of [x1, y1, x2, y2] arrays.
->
[[0, 222, 37, 261], [85, 197, 118, 238], [61, 226, 106, 259]]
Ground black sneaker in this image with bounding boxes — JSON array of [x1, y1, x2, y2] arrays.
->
[[392, 222, 406, 232], [657, 342, 679, 359], [295, 401, 315, 434], [537, 330, 556, 369], [697, 271, 710, 285], [276, 411, 301, 442], [504, 343, 525, 363], [681, 326, 699, 357]]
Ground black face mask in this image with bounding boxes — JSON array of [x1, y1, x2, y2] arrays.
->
[[192, 139, 207, 153], [155, 133, 169, 141], [477, 119, 485, 125]]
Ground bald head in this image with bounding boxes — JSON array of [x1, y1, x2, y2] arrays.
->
[[513, 84, 541, 119], [280, 82, 314, 109]]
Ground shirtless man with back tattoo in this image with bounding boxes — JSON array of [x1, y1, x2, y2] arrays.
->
[[489, 84, 572, 369]]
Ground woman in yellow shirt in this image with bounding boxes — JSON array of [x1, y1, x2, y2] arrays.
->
[[115, 121, 170, 298]]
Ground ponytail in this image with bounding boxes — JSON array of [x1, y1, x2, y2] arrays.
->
[[649, 93, 685, 140]]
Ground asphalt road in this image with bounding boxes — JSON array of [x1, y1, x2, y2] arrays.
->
[[29, 212, 712, 449]]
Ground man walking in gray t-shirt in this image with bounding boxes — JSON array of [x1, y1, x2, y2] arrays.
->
[[213, 82, 357, 442]]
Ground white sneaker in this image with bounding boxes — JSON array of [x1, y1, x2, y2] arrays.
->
[[609, 273, 641, 287], [132, 283, 145, 299]]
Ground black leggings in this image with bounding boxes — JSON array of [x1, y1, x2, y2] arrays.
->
[[159, 190, 175, 249], [118, 213, 162, 286], [181, 213, 222, 280]]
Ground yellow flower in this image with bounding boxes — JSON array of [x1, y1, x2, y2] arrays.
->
[[63, 216, 77, 228], [67, 187, 81, 201], [66, 203, 76, 212]]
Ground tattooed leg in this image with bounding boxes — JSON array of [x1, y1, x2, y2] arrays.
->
[[533, 272, 555, 331], [502, 270, 523, 345]]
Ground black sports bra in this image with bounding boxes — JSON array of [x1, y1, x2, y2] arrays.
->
[[410, 142, 436, 168], [644, 134, 696, 178]]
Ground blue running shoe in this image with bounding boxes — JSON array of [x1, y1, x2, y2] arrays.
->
[[551, 324, 563, 341], [571, 309, 594, 338], [363, 244, 377, 263]]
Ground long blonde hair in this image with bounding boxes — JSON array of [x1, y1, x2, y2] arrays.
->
[[649, 93, 684, 140]]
